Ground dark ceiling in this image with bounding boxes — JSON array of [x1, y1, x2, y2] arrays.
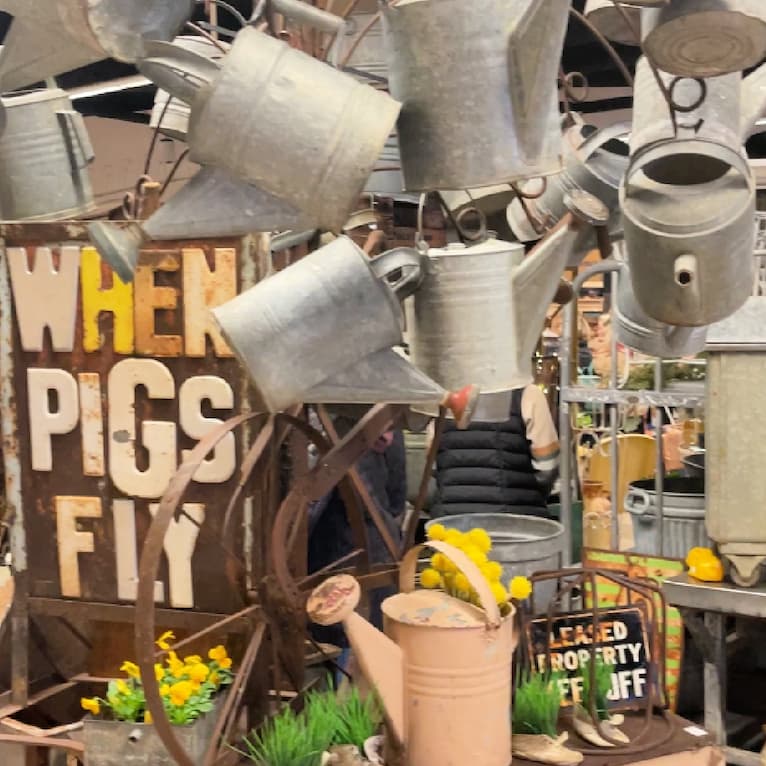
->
[[2, 0, 766, 156]]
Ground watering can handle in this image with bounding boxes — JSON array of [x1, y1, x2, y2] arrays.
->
[[137, 40, 221, 105], [369, 247, 427, 302], [624, 488, 652, 516], [271, 0, 345, 34], [577, 122, 631, 163], [401, 540, 504, 629]]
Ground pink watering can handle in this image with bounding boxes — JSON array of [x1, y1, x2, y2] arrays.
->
[[400, 540, 503, 629]]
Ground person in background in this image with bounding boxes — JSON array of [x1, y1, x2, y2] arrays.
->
[[430, 383, 560, 518]]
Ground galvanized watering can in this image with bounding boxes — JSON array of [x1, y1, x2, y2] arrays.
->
[[407, 191, 609, 422], [0, 0, 193, 91], [308, 541, 517, 766], [139, 23, 400, 232], [380, 0, 569, 191], [211, 236, 477, 420], [641, 0, 766, 77], [612, 246, 709, 358], [0, 88, 95, 221], [150, 36, 230, 142], [507, 118, 630, 257], [88, 166, 309, 283]]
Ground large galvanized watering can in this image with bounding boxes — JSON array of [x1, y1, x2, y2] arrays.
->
[[612, 247, 709, 358], [88, 166, 309, 283], [407, 191, 609, 422], [0, 88, 95, 221], [307, 541, 516, 766], [507, 118, 630, 255], [0, 0, 193, 91], [138, 24, 400, 232], [641, 0, 766, 77], [380, 0, 569, 191], [211, 236, 477, 421]]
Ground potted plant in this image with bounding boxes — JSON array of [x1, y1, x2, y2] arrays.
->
[[572, 656, 629, 747], [512, 671, 583, 766], [81, 632, 234, 765]]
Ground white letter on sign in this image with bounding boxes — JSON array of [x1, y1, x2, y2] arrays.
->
[[55, 496, 102, 598], [179, 376, 236, 483], [108, 359, 176, 499], [113, 499, 164, 603], [8, 246, 80, 352], [28, 369, 79, 472], [149, 503, 204, 608]]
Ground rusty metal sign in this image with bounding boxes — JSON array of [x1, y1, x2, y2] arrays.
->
[[0, 223, 269, 618]]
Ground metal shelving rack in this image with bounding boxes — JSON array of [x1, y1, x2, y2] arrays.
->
[[557, 261, 705, 565]]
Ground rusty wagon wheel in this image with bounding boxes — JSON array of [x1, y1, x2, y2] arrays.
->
[[134, 403, 411, 766]]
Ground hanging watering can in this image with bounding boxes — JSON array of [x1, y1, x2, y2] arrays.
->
[[641, 0, 766, 78], [138, 23, 400, 232], [380, 0, 569, 191], [407, 191, 609, 422], [307, 541, 516, 766], [0, 88, 95, 221], [440, 186, 515, 219], [612, 246, 709, 358], [150, 36, 230, 142], [507, 118, 630, 257], [584, 0, 641, 45], [0, 0, 194, 91], [211, 235, 478, 423], [88, 166, 309, 282]]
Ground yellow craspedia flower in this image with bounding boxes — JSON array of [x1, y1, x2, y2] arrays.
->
[[169, 681, 193, 706], [428, 523, 447, 541], [481, 561, 503, 583], [509, 576, 533, 601], [156, 630, 175, 651], [490, 581, 508, 605], [120, 661, 140, 679], [433, 552, 457, 574], [81, 697, 100, 716], [686, 547, 716, 568], [463, 544, 488, 567], [144, 711, 153, 725], [443, 572, 455, 590], [453, 572, 471, 593], [154, 664, 165, 682], [444, 529, 465, 547], [467, 528, 492, 554], [420, 568, 442, 589], [208, 645, 229, 663]]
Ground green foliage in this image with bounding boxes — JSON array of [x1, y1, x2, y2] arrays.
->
[[513, 671, 563, 738], [580, 657, 612, 721], [332, 686, 382, 750]]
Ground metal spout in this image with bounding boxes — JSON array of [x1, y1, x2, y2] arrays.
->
[[87, 221, 148, 284]]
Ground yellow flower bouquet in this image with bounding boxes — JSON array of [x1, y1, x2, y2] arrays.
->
[[421, 524, 533, 616], [81, 632, 234, 726]]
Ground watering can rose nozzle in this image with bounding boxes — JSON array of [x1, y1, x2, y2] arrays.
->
[[307, 575, 362, 627]]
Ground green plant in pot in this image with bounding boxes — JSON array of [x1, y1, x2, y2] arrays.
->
[[512, 670, 583, 766], [572, 657, 629, 747]]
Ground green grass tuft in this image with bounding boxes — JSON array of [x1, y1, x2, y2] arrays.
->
[[580, 656, 613, 721], [332, 685, 382, 751], [513, 671, 563, 738]]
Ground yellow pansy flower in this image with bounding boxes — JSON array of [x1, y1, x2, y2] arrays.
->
[[144, 711, 153, 725], [120, 661, 140, 679], [208, 645, 229, 663], [481, 561, 503, 583], [169, 681, 193, 706], [167, 651, 184, 676], [427, 523, 447, 542], [490, 581, 508, 605], [420, 568, 442, 589], [115, 679, 130, 695], [156, 630, 176, 651], [160, 684, 171, 697], [219, 657, 233, 670], [154, 664, 165, 682], [81, 697, 100, 716], [187, 663, 210, 683], [209, 672, 220, 687], [467, 528, 492, 554], [453, 573, 470, 593], [690, 557, 724, 583], [183, 655, 202, 666], [509, 576, 533, 601]]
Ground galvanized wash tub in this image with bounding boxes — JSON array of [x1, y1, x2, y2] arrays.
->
[[426, 513, 565, 613], [625, 477, 710, 559]]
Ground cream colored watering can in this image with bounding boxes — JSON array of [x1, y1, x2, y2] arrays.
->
[[0, 0, 193, 91], [307, 541, 517, 766]]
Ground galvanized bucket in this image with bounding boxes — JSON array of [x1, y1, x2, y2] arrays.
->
[[140, 27, 401, 232], [641, 0, 766, 78], [381, 0, 568, 191], [150, 36, 230, 142], [426, 514, 565, 614], [625, 478, 710, 559], [0, 88, 95, 221], [212, 236, 427, 412], [507, 120, 630, 247], [0, 0, 193, 91], [620, 140, 755, 327]]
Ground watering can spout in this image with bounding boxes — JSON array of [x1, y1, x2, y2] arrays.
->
[[740, 63, 766, 142], [307, 576, 406, 749]]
